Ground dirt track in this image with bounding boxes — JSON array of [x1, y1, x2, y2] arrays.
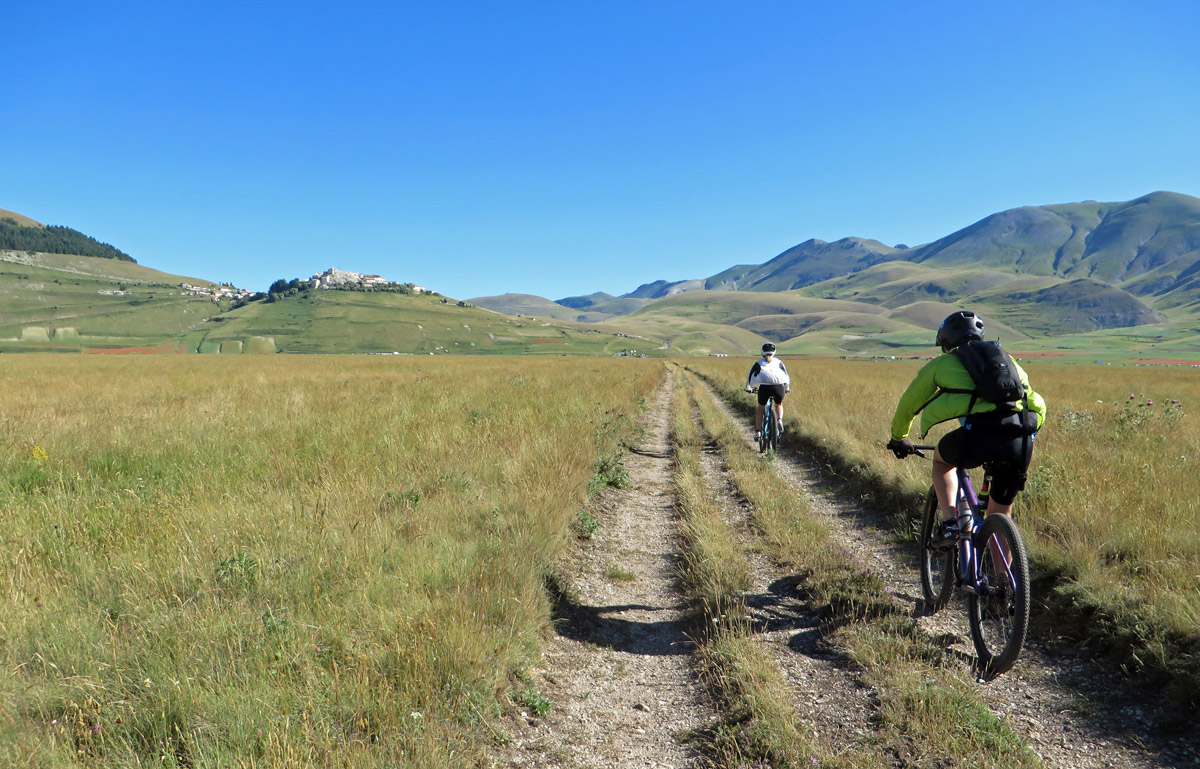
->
[[491, 370, 1197, 768]]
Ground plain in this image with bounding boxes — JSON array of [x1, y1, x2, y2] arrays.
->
[[0, 355, 657, 767]]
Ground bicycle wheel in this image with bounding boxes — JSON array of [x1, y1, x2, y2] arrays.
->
[[758, 399, 772, 453], [968, 513, 1031, 679], [919, 488, 956, 611]]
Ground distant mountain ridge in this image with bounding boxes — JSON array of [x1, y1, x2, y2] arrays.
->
[[472, 191, 1200, 340]]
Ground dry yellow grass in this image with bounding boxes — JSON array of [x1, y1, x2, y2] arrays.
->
[[0, 355, 660, 767]]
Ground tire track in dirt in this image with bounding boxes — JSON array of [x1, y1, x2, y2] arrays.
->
[[492, 371, 714, 769], [696, 377, 1199, 769], [695, 432, 880, 757]]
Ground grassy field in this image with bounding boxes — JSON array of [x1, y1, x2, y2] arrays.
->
[[0, 355, 660, 766], [689, 356, 1200, 709], [0, 251, 223, 353]]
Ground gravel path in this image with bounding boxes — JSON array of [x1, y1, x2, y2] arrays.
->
[[492, 372, 715, 768]]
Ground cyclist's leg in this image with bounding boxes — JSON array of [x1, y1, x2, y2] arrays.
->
[[981, 424, 1032, 518], [935, 425, 981, 522], [773, 391, 785, 431], [931, 448, 958, 521], [755, 403, 765, 433], [984, 460, 1030, 564]]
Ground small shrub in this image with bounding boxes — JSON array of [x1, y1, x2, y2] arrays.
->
[[587, 453, 629, 496], [511, 687, 552, 717], [572, 509, 599, 539], [214, 551, 260, 591]]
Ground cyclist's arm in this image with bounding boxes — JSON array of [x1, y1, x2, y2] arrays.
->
[[889, 358, 940, 441], [746, 362, 762, 390], [1015, 361, 1047, 429]]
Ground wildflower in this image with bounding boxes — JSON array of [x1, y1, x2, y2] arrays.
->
[[410, 711, 423, 719], [1147, 401, 1154, 406]]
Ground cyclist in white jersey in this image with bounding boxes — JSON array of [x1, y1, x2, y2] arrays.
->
[[744, 343, 791, 440]]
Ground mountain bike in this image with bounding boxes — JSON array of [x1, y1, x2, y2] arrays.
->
[[909, 444, 1031, 680], [756, 392, 780, 453]]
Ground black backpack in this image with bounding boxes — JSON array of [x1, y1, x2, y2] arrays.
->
[[915, 340, 1031, 422], [950, 340, 1027, 410]]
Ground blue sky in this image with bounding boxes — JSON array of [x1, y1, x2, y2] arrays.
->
[[4, 1, 1199, 300]]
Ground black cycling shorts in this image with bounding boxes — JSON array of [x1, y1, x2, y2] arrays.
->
[[756, 384, 787, 406], [936, 412, 1036, 506]]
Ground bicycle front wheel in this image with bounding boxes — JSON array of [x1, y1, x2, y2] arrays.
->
[[919, 488, 956, 612], [968, 513, 1031, 679]]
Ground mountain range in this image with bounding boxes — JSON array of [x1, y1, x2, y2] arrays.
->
[[469, 191, 1200, 358], [3, 193, 1200, 358]]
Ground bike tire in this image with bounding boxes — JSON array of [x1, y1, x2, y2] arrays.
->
[[919, 487, 956, 611], [759, 398, 773, 453], [968, 513, 1031, 679]]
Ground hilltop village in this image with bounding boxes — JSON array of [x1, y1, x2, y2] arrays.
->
[[173, 268, 430, 302], [306, 267, 428, 293]]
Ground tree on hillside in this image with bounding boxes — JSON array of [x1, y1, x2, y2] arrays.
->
[[0, 220, 134, 261]]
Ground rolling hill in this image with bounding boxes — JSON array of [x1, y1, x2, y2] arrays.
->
[[5, 193, 1200, 358], [0, 249, 226, 353]]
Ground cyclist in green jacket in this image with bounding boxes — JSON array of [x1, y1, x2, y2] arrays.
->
[[887, 311, 1046, 531]]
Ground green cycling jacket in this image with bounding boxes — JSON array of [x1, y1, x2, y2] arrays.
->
[[889, 352, 1047, 441]]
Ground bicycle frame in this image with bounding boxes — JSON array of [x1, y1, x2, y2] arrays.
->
[[908, 443, 1031, 679], [911, 446, 1018, 596], [953, 469, 1018, 596], [760, 395, 778, 452]]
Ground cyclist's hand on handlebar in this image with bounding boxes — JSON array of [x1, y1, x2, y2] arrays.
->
[[745, 385, 754, 393], [886, 438, 915, 459]]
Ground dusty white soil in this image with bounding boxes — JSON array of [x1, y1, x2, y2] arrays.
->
[[491, 372, 714, 768]]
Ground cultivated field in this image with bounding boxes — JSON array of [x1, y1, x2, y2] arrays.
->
[[0, 356, 659, 766], [690, 357, 1200, 705]]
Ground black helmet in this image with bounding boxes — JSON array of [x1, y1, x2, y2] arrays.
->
[[936, 310, 984, 351], [761, 342, 776, 354]]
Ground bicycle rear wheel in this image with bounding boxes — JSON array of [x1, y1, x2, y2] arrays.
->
[[759, 399, 773, 453], [968, 513, 1031, 679], [919, 488, 956, 611]]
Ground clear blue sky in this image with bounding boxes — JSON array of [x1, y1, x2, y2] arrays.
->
[[4, 1, 1198, 300]]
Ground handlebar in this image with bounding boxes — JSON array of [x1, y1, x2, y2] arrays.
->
[[887, 442, 936, 459]]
